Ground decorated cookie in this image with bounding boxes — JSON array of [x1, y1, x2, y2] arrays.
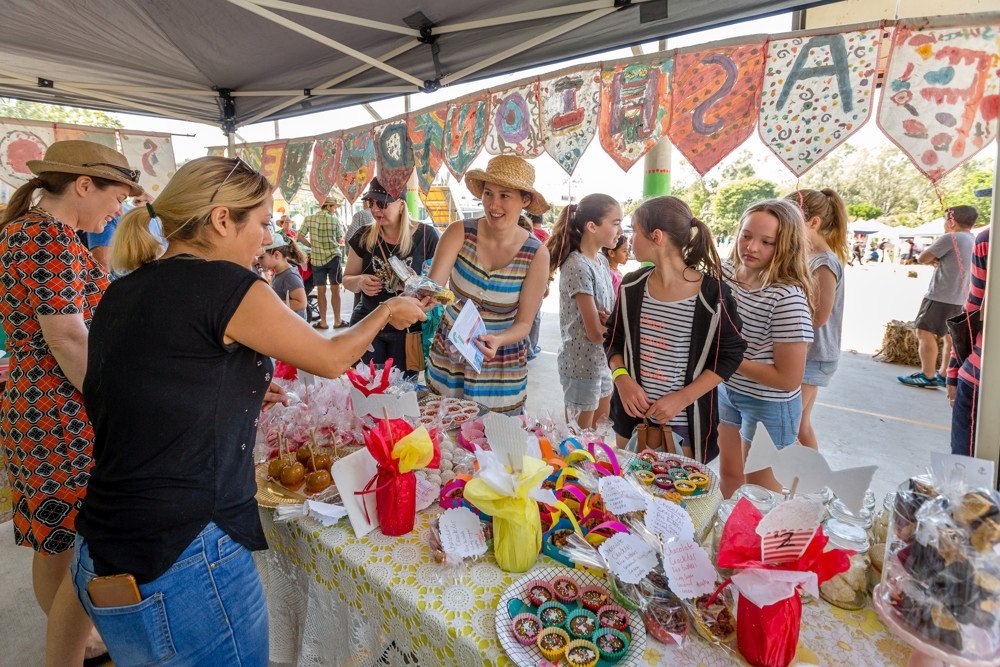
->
[[674, 480, 697, 496], [635, 470, 655, 485], [552, 576, 580, 604], [579, 585, 612, 612], [566, 609, 598, 639], [597, 603, 630, 632], [511, 613, 541, 645], [536, 627, 570, 661], [537, 601, 569, 629], [594, 627, 630, 661], [565, 639, 600, 667], [653, 475, 674, 492], [651, 462, 670, 475], [526, 580, 556, 607], [688, 472, 709, 488]]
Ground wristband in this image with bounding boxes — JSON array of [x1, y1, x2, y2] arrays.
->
[[611, 367, 629, 381]]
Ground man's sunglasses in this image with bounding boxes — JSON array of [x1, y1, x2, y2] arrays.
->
[[210, 157, 258, 203], [83, 162, 140, 183], [362, 197, 396, 210]]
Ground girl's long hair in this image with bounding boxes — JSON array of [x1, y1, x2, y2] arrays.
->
[[546, 193, 619, 274], [267, 239, 308, 266], [786, 188, 849, 264], [632, 196, 722, 279]]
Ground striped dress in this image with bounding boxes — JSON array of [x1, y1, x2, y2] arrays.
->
[[427, 220, 541, 414]]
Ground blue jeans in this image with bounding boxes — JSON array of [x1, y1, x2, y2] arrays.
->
[[718, 385, 802, 448], [950, 378, 979, 456], [72, 522, 268, 667]]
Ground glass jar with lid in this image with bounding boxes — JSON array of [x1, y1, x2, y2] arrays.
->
[[708, 499, 737, 573], [819, 516, 871, 610], [733, 484, 778, 514]]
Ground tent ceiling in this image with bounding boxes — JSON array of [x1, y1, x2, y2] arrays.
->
[[0, 0, 833, 129]]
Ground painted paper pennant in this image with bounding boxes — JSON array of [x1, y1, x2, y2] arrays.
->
[[278, 139, 313, 202], [408, 107, 446, 195], [486, 80, 544, 157], [207, 146, 227, 157], [237, 144, 263, 171], [337, 128, 376, 204], [0, 121, 54, 187], [668, 42, 767, 176], [375, 120, 414, 198], [259, 142, 287, 190], [599, 58, 674, 171], [541, 66, 602, 175], [119, 133, 177, 197], [760, 28, 883, 177], [877, 21, 1000, 183], [53, 125, 117, 148], [309, 134, 342, 205], [443, 95, 490, 180]]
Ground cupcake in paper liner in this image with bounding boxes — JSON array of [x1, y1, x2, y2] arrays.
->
[[537, 600, 570, 629], [551, 575, 580, 604], [566, 608, 599, 639], [536, 627, 570, 661], [524, 579, 556, 607], [579, 584, 612, 612], [510, 613, 542, 646], [564, 639, 601, 667], [596, 603, 630, 632], [593, 627, 630, 662]]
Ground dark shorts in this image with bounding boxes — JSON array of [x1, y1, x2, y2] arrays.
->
[[311, 256, 343, 285], [914, 297, 962, 337]]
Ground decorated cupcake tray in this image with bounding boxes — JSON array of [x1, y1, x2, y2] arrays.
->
[[626, 449, 719, 502], [496, 567, 646, 667]]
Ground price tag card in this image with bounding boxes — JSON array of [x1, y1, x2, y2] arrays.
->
[[415, 473, 439, 511], [598, 533, 659, 584], [662, 539, 717, 599], [931, 452, 995, 490], [598, 476, 647, 515], [438, 507, 488, 559], [646, 496, 695, 543], [756, 497, 822, 564]]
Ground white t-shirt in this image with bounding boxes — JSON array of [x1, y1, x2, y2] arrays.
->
[[723, 261, 813, 401]]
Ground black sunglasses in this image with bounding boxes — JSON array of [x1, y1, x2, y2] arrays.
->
[[83, 162, 140, 183], [363, 197, 396, 210], [209, 157, 257, 203]]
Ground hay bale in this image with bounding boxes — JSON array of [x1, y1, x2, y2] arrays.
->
[[874, 320, 942, 366]]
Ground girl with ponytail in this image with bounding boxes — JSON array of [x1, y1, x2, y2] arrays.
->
[[605, 196, 746, 464], [547, 194, 622, 429]]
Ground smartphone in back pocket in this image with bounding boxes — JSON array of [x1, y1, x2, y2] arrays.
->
[[88, 573, 142, 608]]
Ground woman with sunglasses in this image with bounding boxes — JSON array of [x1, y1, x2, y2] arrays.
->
[[59, 156, 428, 666], [343, 177, 439, 377], [0, 140, 142, 664]]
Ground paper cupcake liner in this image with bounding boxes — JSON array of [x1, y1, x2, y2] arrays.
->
[[536, 627, 570, 661], [510, 612, 542, 646], [596, 603, 630, 631], [593, 627, 630, 662], [578, 584, 613, 612], [564, 639, 601, 667], [537, 601, 570, 630], [524, 579, 556, 607], [565, 608, 599, 639], [551, 575, 580, 604]]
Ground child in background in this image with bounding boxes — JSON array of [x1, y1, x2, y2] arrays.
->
[[718, 199, 814, 497], [787, 189, 848, 451], [603, 233, 629, 295], [605, 196, 746, 463], [547, 194, 622, 430], [260, 237, 309, 319]]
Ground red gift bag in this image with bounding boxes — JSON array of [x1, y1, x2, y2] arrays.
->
[[375, 466, 417, 536], [737, 593, 802, 667]]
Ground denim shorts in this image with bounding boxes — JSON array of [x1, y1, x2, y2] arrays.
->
[[311, 255, 343, 285], [72, 522, 268, 667], [802, 359, 838, 387], [717, 384, 802, 448], [561, 372, 612, 412]]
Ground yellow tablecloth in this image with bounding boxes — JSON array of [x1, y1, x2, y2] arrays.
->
[[257, 508, 910, 667]]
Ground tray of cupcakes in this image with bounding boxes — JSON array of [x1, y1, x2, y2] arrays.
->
[[496, 567, 645, 667], [625, 448, 718, 502]]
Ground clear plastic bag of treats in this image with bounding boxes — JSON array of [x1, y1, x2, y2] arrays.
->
[[427, 512, 492, 583], [880, 481, 1000, 660]]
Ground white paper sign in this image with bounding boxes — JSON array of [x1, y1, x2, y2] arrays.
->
[[350, 388, 420, 420], [599, 476, 647, 515], [330, 447, 379, 538], [483, 412, 529, 470], [415, 473, 440, 511], [598, 532, 659, 584], [438, 507, 488, 559], [448, 299, 487, 373], [931, 452, 995, 490], [646, 496, 695, 543], [662, 539, 718, 599]]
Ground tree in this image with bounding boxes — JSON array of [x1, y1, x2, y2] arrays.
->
[[719, 150, 756, 182], [917, 159, 994, 224], [710, 177, 777, 236], [0, 98, 123, 128], [847, 202, 883, 220]]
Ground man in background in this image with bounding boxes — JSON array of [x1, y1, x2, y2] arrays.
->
[[299, 196, 347, 329]]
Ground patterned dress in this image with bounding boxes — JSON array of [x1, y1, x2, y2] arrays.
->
[[427, 220, 541, 414], [0, 208, 107, 554]]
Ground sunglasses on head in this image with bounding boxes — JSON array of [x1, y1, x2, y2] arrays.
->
[[209, 157, 258, 203], [83, 162, 140, 183]]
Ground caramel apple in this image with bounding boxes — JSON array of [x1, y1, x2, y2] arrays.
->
[[295, 445, 314, 465], [307, 452, 332, 472], [305, 470, 332, 494], [267, 457, 287, 480], [280, 462, 306, 490]]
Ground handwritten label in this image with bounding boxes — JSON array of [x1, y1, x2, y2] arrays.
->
[[438, 507, 487, 559], [598, 476, 647, 515], [756, 497, 822, 564], [646, 496, 695, 543], [931, 452, 995, 490], [598, 533, 659, 584], [662, 539, 717, 599], [415, 474, 439, 511]]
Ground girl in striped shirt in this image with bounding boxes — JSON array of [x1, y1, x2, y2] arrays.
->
[[718, 199, 814, 497]]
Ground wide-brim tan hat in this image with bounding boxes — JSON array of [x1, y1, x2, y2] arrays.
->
[[26, 140, 143, 197], [464, 155, 550, 215]]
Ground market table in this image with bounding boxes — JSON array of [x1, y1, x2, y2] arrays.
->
[[256, 507, 911, 667]]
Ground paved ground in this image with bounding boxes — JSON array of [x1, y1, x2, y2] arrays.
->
[[0, 258, 952, 666]]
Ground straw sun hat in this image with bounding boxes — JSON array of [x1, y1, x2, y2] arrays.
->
[[464, 155, 550, 215], [26, 140, 143, 197]]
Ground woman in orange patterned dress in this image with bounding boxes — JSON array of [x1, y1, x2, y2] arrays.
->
[[0, 140, 141, 664]]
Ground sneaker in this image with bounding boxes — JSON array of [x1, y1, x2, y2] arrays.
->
[[934, 373, 947, 387], [897, 372, 938, 388], [532, 345, 542, 356]]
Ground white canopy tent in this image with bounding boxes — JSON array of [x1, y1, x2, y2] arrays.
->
[[897, 217, 945, 238]]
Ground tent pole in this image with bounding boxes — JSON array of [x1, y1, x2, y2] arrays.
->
[[974, 138, 1000, 488], [245, 0, 420, 37], [227, 132, 237, 158]]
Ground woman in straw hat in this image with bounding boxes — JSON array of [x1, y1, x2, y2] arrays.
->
[[426, 155, 551, 414], [0, 139, 142, 663], [65, 156, 427, 666]]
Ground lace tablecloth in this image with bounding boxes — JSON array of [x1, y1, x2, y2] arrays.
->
[[257, 508, 909, 667]]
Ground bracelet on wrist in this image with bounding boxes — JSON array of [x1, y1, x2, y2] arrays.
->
[[611, 367, 630, 381], [378, 301, 393, 320]]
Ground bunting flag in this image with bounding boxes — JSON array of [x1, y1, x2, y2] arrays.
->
[[760, 28, 883, 177], [309, 134, 341, 205], [486, 80, 544, 157], [375, 119, 414, 198], [541, 66, 602, 175], [237, 144, 264, 171], [599, 59, 674, 171], [668, 43, 766, 176], [278, 139, 312, 201], [259, 142, 287, 190], [408, 107, 446, 195], [53, 126, 117, 148], [119, 133, 177, 197], [0, 120, 53, 187], [337, 128, 376, 204], [444, 95, 490, 180], [207, 146, 227, 157], [877, 21, 1000, 182]]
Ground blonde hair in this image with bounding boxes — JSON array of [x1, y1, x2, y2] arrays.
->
[[786, 189, 849, 265], [731, 199, 814, 314], [360, 200, 415, 257], [112, 157, 272, 272]]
